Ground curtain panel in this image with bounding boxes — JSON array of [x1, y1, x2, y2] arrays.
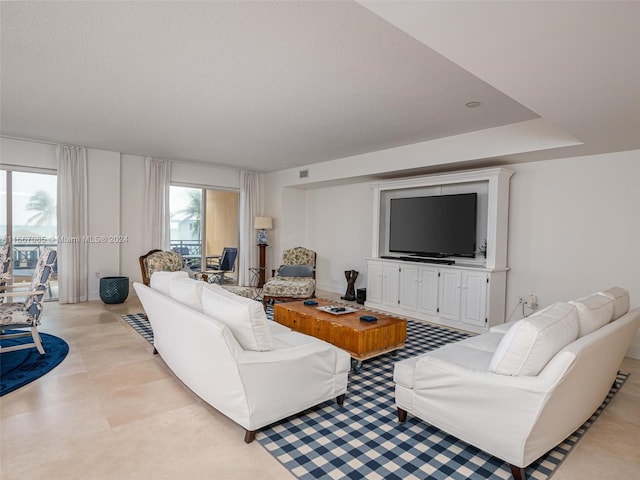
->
[[143, 157, 171, 252], [56, 145, 88, 304], [238, 171, 260, 286]]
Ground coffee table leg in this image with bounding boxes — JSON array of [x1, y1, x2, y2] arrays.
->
[[351, 359, 362, 372]]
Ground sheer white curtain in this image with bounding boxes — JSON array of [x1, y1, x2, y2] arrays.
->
[[56, 145, 88, 304], [238, 171, 260, 286], [143, 157, 171, 252]]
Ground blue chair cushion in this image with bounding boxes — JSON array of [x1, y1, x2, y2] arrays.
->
[[278, 264, 313, 277]]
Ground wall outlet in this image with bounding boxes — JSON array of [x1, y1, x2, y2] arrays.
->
[[95, 271, 100, 279], [519, 294, 539, 310]]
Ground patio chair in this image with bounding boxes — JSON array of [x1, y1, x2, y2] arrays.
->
[[139, 249, 183, 286], [0, 245, 11, 296], [0, 248, 57, 354], [262, 246, 316, 308], [204, 247, 237, 284]]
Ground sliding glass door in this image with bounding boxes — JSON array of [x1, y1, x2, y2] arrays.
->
[[0, 169, 58, 299], [170, 185, 239, 282]]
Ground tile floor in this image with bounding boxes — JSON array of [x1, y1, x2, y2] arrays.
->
[[1, 292, 639, 480]]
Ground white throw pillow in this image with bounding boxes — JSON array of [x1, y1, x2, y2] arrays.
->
[[150, 271, 189, 296], [600, 287, 630, 320], [201, 284, 273, 351], [569, 293, 614, 337], [169, 277, 204, 312], [490, 302, 579, 376]]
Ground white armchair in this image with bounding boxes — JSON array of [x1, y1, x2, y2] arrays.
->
[[394, 290, 639, 480], [134, 278, 350, 442]]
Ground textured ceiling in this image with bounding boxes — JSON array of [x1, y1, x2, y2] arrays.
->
[[1, 1, 537, 172], [2, 1, 639, 173]]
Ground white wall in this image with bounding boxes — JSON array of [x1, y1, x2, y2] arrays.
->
[[1, 138, 57, 171], [1, 138, 243, 300], [305, 181, 373, 294], [1, 138, 122, 300], [507, 150, 640, 356], [265, 148, 640, 357], [270, 118, 579, 188], [171, 161, 240, 190], [120, 154, 146, 285], [86, 149, 121, 299], [5, 136, 638, 355]]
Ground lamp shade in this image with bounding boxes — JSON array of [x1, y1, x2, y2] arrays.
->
[[254, 217, 273, 230]]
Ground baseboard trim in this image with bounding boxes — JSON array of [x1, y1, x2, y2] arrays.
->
[[626, 343, 640, 360]]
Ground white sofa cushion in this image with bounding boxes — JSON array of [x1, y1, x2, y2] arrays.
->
[[169, 277, 204, 312], [600, 287, 630, 320], [490, 302, 579, 376], [201, 284, 273, 351], [150, 271, 189, 296], [569, 293, 614, 337]]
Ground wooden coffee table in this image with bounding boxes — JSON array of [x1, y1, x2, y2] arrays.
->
[[274, 299, 407, 370]]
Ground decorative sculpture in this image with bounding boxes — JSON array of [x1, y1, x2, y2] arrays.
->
[[341, 270, 359, 301]]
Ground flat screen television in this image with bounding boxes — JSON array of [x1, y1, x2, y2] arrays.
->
[[388, 193, 477, 258]]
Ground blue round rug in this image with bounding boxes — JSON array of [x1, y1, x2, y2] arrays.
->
[[1, 330, 69, 396]]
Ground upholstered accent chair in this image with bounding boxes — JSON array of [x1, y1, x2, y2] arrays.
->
[[262, 247, 316, 308], [0, 248, 57, 354], [139, 249, 183, 286]]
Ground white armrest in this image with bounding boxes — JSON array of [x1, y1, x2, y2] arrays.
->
[[413, 351, 573, 393], [236, 339, 349, 430], [238, 341, 341, 365], [489, 319, 520, 334]]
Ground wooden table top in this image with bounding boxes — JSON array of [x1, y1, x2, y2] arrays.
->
[[274, 299, 406, 331]]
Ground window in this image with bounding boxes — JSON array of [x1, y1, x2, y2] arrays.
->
[[1, 169, 58, 299], [170, 186, 239, 281]]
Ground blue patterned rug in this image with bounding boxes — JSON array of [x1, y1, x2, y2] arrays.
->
[[121, 308, 628, 479], [1, 330, 69, 396]]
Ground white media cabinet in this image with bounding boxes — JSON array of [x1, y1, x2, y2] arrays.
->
[[366, 258, 507, 333], [365, 167, 513, 333]]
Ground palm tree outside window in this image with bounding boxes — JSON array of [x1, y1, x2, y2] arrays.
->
[[169, 185, 239, 281], [0, 169, 58, 299]]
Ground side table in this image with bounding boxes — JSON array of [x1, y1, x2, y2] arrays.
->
[[248, 267, 264, 301]]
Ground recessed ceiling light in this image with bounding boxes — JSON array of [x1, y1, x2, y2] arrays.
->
[[465, 101, 482, 108]]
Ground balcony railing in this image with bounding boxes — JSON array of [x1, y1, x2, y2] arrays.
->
[[12, 243, 58, 272], [170, 240, 203, 270], [8, 242, 58, 300]]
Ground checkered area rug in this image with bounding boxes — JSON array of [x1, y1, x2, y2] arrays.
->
[[257, 318, 629, 480], [120, 313, 154, 344], [121, 307, 629, 479]]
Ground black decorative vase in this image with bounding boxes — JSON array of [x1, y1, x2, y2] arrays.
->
[[341, 270, 359, 301], [100, 276, 129, 304]]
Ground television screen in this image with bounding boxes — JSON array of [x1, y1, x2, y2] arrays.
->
[[389, 193, 477, 257]]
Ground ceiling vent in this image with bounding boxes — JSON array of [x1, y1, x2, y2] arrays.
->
[[299, 169, 309, 179]]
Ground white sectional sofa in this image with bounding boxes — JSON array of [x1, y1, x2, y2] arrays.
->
[[393, 287, 639, 480], [133, 271, 351, 443]]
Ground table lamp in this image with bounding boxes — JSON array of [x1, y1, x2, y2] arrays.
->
[[254, 217, 273, 245]]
